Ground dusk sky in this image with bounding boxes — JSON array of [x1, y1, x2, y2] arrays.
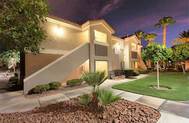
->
[[48, 0, 189, 47]]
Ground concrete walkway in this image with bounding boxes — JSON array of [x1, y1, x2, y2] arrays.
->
[[101, 75, 189, 123], [0, 74, 189, 123]]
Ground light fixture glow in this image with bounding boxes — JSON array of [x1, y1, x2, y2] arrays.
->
[[53, 25, 64, 37]]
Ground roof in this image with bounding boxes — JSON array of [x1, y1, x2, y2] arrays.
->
[[82, 19, 115, 34], [47, 15, 115, 34], [48, 15, 81, 28]]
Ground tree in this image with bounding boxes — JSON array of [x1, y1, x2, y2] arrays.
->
[[135, 30, 145, 40], [0, 0, 49, 86], [144, 33, 157, 45], [0, 50, 20, 73], [173, 30, 189, 45], [142, 43, 170, 89], [172, 43, 189, 74], [155, 17, 176, 48], [82, 71, 107, 110], [179, 30, 189, 38]]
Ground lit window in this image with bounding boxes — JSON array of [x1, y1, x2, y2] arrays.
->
[[95, 61, 108, 75], [131, 43, 137, 51], [94, 30, 107, 43]]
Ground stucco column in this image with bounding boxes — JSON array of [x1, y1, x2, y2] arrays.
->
[[89, 27, 95, 72]]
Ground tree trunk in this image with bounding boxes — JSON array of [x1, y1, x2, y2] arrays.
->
[[181, 62, 186, 74], [90, 91, 99, 111], [19, 51, 25, 90], [163, 26, 167, 48], [157, 61, 160, 89]]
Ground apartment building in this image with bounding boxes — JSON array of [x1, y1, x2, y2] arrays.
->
[[24, 16, 146, 94]]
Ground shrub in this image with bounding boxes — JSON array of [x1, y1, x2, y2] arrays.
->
[[7, 73, 21, 91], [29, 84, 50, 94], [49, 81, 61, 90], [67, 79, 83, 87], [97, 89, 120, 105], [123, 69, 139, 77], [79, 94, 91, 105], [138, 69, 150, 74], [28, 81, 61, 94]]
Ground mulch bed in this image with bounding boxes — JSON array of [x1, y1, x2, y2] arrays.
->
[[0, 99, 160, 123]]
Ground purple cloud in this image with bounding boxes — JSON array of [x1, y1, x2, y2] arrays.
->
[[97, 0, 123, 18]]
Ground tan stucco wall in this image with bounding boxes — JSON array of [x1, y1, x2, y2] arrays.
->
[[24, 43, 89, 94], [185, 60, 189, 71], [62, 60, 89, 84], [41, 21, 89, 51], [89, 24, 113, 72], [123, 36, 146, 70], [25, 53, 61, 77]]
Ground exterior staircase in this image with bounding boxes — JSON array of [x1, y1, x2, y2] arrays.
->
[[24, 43, 89, 94]]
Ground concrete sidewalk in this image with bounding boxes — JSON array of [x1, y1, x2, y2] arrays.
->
[[101, 75, 189, 123], [0, 74, 188, 123]]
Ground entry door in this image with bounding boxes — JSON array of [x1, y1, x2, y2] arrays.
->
[[95, 61, 108, 75]]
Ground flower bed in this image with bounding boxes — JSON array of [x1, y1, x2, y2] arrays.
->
[[0, 99, 160, 123]]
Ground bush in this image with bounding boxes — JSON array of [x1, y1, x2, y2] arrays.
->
[[79, 94, 91, 105], [97, 89, 120, 105], [67, 79, 83, 87], [123, 69, 139, 77], [29, 84, 50, 94], [28, 81, 61, 94], [49, 81, 61, 90], [7, 73, 22, 91], [138, 69, 150, 74]]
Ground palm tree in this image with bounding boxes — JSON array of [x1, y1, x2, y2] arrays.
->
[[179, 30, 189, 38], [144, 33, 157, 44], [81, 71, 107, 109], [173, 30, 189, 45], [135, 30, 145, 40], [155, 16, 176, 48]]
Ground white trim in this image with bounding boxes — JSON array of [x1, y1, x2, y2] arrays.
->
[[94, 41, 109, 46], [40, 49, 68, 55], [112, 36, 124, 42], [46, 17, 82, 31], [82, 22, 115, 34], [24, 43, 89, 82]]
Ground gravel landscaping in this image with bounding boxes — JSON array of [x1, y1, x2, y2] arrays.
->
[[0, 98, 160, 123]]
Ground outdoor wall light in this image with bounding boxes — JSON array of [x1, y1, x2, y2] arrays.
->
[[52, 25, 64, 37]]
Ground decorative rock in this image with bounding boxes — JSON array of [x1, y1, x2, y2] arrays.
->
[[0, 99, 160, 123]]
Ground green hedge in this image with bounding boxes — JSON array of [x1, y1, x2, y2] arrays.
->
[[67, 79, 83, 87], [49, 82, 61, 90], [123, 69, 139, 77], [138, 69, 150, 74], [28, 81, 61, 94]]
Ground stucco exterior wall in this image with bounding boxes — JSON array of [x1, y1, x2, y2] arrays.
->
[[25, 53, 61, 77], [89, 24, 113, 72], [24, 43, 89, 94], [185, 60, 189, 71], [41, 21, 89, 51]]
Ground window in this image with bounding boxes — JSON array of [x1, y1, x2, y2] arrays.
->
[[132, 61, 138, 69], [131, 43, 137, 51], [95, 44, 108, 56], [131, 51, 138, 59], [95, 61, 108, 75], [94, 30, 107, 43]]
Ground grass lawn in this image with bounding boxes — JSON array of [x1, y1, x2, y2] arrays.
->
[[113, 72, 189, 101]]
